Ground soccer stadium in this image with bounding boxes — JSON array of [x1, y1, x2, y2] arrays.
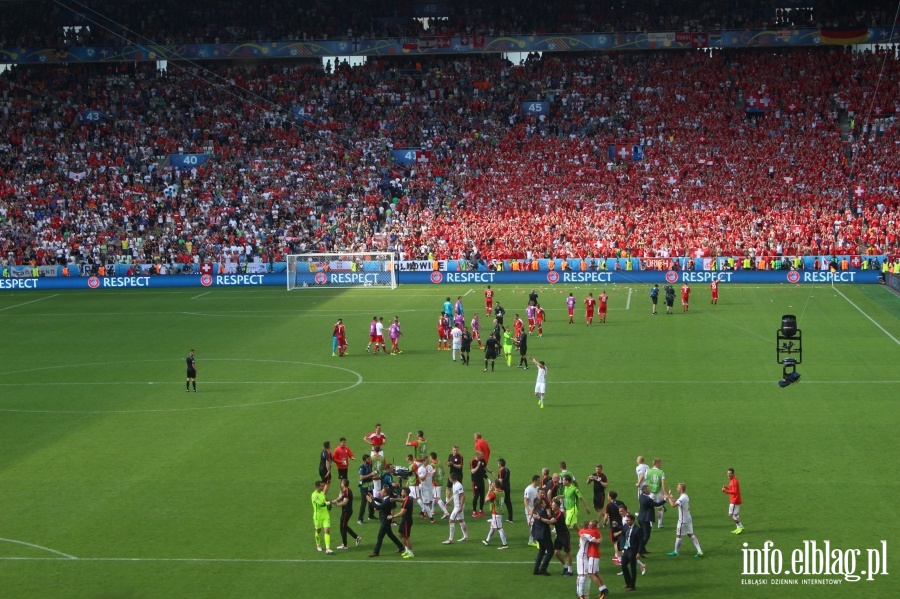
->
[[0, 1, 898, 598]]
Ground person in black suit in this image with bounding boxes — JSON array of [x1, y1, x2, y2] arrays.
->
[[638, 484, 667, 553], [531, 497, 554, 575], [618, 512, 643, 591], [367, 487, 404, 557]]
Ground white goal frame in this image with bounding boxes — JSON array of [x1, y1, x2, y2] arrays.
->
[[286, 252, 397, 290]]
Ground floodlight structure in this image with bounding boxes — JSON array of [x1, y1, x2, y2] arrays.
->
[[776, 314, 802, 387]]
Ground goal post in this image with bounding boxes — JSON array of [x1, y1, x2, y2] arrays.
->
[[286, 252, 397, 290]]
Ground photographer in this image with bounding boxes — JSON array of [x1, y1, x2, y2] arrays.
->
[[663, 284, 675, 314], [380, 462, 400, 498]]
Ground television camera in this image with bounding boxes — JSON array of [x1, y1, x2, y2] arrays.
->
[[776, 314, 802, 388]]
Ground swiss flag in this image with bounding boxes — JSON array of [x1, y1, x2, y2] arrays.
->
[[853, 184, 866, 199], [784, 100, 800, 113], [200, 262, 214, 275]]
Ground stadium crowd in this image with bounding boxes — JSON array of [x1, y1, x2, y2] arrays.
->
[[1, 0, 896, 48], [0, 46, 899, 271]]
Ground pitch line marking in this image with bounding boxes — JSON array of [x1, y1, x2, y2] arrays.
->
[[0, 294, 59, 312], [190, 291, 211, 299], [0, 555, 532, 565], [0, 538, 77, 559], [832, 286, 900, 346], [0, 380, 896, 388], [0, 359, 362, 414]]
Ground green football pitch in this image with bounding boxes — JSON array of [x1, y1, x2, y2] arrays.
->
[[0, 282, 897, 599]]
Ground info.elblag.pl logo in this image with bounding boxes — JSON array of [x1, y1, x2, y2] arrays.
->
[[741, 540, 889, 585]]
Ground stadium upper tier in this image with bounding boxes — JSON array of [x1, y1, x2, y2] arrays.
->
[[0, 48, 897, 268], [1, 0, 896, 47]]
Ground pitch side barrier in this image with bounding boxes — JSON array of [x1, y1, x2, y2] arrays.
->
[[405, 270, 881, 285], [0, 269, 883, 291]]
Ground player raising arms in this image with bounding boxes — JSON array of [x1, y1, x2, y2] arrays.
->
[[567, 293, 576, 324], [584, 293, 596, 326]]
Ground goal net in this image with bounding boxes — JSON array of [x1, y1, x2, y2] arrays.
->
[[286, 252, 397, 290]]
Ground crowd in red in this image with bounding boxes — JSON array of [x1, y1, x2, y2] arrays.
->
[[0, 46, 898, 271]]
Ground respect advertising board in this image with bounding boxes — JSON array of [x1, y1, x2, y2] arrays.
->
[[0, 269, 882, 291]]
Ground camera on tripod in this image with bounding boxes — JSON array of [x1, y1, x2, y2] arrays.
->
[[776, 314, 802, 388]]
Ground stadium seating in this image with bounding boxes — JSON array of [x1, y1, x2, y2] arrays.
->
[[0, 48, 897, 269]]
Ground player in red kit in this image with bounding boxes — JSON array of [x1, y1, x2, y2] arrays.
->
[[722, 468, 744, 534], [526, 302, 536, 334], [584, 293, 597, 326], [437, 312, 449, 351], [681, 284, 691, 312], [710, 280, 719, 305], [513, 314, 524, 339], [535, 304, 545, 337], [484, 285, 494, 316], [335, 319, 348, 357], [597, 292, 608, 324]]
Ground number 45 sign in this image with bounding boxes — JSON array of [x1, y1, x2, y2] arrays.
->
[[520, 101, 549, 116]]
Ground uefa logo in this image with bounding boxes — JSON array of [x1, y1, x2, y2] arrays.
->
[[787, 271, 801, 283], [87, 276, 100, 289], [665, 271, 679, 283], [546, 271, 560, 284], [314, 272, 327, 284], [200, 274, 213, 286], [430, 272, 443, 284]]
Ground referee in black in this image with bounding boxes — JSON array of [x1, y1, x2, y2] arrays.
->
[[186, 349, 197, 392]]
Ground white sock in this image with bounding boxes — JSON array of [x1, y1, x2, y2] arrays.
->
[[675, 538, 683, 553], [692, 536, 702, 553], [576, 575, 586, 596], [449, 522, 455, 540], [499, 529, 507, 545], [459, 522, 468, 537]]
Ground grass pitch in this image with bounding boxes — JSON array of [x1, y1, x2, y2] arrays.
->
[[0, 282, 897, 599]]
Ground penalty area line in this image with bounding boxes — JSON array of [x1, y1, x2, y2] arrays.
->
[[832, 286, 900, 346], [0, 294, 59, 312]]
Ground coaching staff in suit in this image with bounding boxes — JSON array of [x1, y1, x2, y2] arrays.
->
[[638, 484, 666, 552], [618, 512, 643, 591]]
